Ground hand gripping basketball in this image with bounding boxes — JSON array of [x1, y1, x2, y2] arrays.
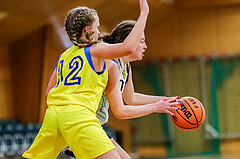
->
[[171, 96, 206, 131]]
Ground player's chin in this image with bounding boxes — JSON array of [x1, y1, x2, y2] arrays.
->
[[138, 54, 144, 60], [137, 56, 143, 61]]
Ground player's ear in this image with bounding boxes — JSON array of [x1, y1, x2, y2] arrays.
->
[[84, 26, 89, 33]]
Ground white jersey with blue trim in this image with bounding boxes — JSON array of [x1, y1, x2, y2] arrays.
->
[[96, 58, 130, 125]]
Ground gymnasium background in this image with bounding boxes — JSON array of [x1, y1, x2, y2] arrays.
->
[[0, 0, 240, 158]]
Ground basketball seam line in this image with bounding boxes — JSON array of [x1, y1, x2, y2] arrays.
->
[[196, 100, 204, 124], [171, 116, 199, 129], [182, 99, 199, 127], [175, 101, 198, 125]]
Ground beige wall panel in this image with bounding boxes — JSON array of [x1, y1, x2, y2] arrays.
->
[[0, 45, 13, 118], [147, 14, 181, 58], [148, 8, 221, 59], [137, 144, 166, 157], [179, 9, 219, 56], [221, 139, 240, 155], [218, 6, 240, 54], [176, 0, 240, 8]]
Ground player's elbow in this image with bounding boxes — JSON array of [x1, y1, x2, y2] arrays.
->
[[123, 96, 135, 105], [121, 44, 135, 56], [126, 47, 135, 55], [123, 98, 131, 105], [126, 47, 135, 56], [113, 110, 126, 119]]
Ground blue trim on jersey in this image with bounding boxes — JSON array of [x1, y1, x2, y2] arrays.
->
[[100, 62, 106, 75], [84, 46, 106, 75], [112, 59, 117, 63], [107, 133, 112, 139], [84, 46, 95, 71], [126, 63, 130, 83], [56, 53, 63, 69]]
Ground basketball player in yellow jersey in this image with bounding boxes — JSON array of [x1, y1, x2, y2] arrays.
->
[[22, 0, 150, 158], [64, 20, 181, 159], [47, 45, 108, 113]]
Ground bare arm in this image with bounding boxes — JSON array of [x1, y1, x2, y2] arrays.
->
[[46, 69, 57, 96], [91, 0, 149, 59], [122, 67, 162, 105], [105, 60, 180, 119], [122, 67, 179, 105]]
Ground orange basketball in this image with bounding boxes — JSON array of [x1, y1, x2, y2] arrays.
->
[[171, 96, 205, 131]]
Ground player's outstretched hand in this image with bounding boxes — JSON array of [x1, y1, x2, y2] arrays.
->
[[161, 96, 180, 101], [154, 96, 181, 116], [140, 0, 149, 15]]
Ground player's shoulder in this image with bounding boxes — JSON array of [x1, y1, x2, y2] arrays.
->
[[89, 42, 108, 55]]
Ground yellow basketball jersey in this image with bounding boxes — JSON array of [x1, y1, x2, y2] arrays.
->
[[47, 45, 108, 113]]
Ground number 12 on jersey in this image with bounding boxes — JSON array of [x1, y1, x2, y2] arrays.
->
[[56, 56, 84, 87]]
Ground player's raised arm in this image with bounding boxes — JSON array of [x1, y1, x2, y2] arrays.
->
[[91, 0, 149, 59]]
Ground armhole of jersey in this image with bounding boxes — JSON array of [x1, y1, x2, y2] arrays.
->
[[112, 59, 117, 63], [117, 58, 123, 67], [84, 46, 106, 75], [126, 63, 130, 83], [98, 61, 106, 75]]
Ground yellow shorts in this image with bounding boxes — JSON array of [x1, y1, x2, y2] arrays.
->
[[22, 105, 115, 159]]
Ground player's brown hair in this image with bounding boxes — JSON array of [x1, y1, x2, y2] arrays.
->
[[65, 6, 98, 48], [100, 20, 136, 44]]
